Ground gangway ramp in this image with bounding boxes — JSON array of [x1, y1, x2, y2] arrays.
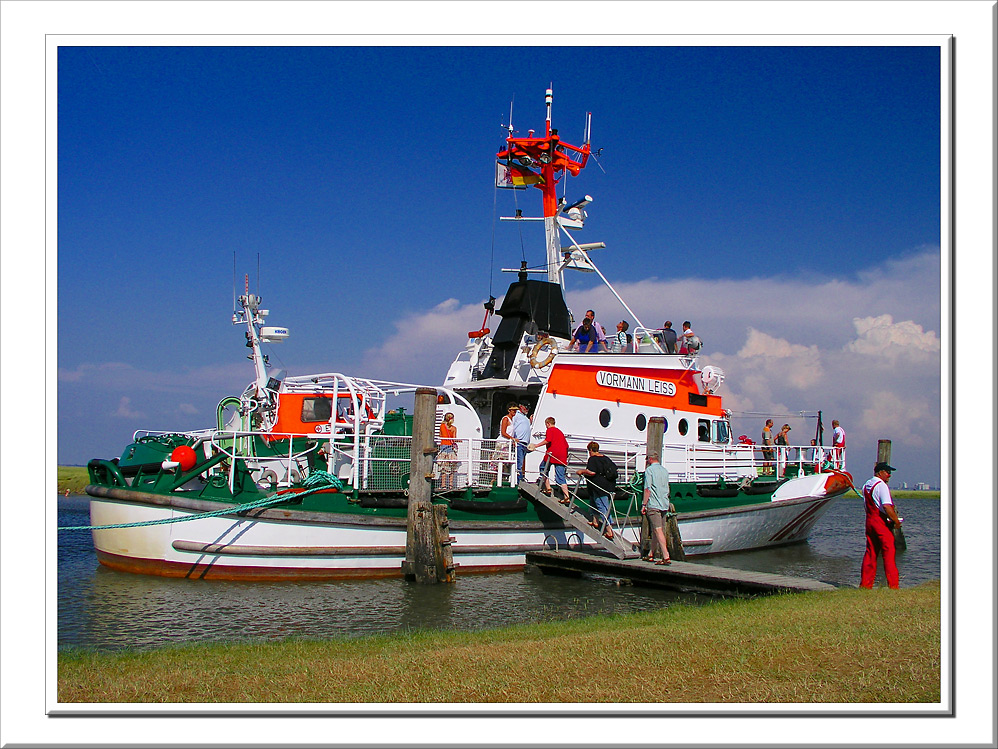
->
[[519, 479, 640, 560], [525, 550, 837, 597]]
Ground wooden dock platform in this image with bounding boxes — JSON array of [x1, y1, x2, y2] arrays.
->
[[525, 549, 837, 597]]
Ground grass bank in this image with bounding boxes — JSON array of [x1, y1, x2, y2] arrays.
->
[[58, 581, 940, 703], [891, 490, 940, 500], [58, 466, 90, 494]]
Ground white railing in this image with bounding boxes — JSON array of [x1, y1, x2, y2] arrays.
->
[[154, 426, 846, 494]]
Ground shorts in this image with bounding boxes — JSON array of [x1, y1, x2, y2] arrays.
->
[[540, 460, 567, 486], [646, 506, 669, 530]]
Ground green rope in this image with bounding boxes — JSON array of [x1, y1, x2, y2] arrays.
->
[[59, 470, 344, 531]]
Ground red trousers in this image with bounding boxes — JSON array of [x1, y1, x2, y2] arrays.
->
[[860, 514, 899, 589]]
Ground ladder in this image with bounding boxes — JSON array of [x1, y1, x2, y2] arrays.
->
[[518, 480, 640, 560]]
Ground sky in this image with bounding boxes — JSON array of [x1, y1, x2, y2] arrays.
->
[[54, 44, 945, 484]]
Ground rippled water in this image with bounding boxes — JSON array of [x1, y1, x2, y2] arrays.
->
[[57, 494, 941, 652]]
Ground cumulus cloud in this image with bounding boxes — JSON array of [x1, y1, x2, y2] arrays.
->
[[845, 314, 940, 362], [357, 297, 484, 383], [111, 396, 143, 419]]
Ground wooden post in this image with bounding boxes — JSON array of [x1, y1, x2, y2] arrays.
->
[[877, 439, 892, 465], [402, 388, 449, 583], [876, 439, 905, 551]]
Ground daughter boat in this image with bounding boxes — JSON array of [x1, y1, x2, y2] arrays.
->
[[84, 89, 851, 580]]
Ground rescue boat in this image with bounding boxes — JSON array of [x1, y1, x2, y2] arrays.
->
[[83, 88, 850, 580]]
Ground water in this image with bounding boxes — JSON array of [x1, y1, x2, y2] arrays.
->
[[57, 494, 941, 652]]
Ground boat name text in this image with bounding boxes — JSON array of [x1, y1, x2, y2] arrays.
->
[[596, 371, 677, 397]]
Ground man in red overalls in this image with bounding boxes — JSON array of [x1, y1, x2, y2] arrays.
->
[[860, 461, 902, 589]]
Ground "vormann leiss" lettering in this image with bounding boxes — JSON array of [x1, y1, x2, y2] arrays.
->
[[595, 370, 677, 397]]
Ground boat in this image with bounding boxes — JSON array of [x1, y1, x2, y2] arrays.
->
[[83, 88, 851, 580]]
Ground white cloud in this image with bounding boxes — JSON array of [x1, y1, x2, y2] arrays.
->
[[178, 403, 198, 415], [111, 396, 143, 419], [845, 314, 941, 362]]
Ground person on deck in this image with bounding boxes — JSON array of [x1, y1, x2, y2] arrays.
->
[[584, 310, 609, 352], [611, 321, 630, 353], [775, 424, 792, 465], [860, 462, 902, 589], [494, 401, 518, 485], [641, 453, 672, 565], [832, 420, 847, 470], [437, 412, 458, 490], [529, 416, 570, 504], [808, 439, 825, 471], [511, 403, 531, 483], [678, 321, 698, 354], [761, 419, 775, 475], [570, 317, 597, 353], [576, 441, 618, 540], [660, 320, 679, 354]]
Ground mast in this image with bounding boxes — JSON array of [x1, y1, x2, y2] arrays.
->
[[496, 87, 591, 289], [235, 275, 270, 399]]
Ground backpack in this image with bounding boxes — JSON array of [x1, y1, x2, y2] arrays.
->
[[599, 455, 618, 483]]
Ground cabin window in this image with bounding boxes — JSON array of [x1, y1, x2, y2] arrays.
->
[[663, 418, 668, 433], [599, 409, 611, 428], [678, 418, 688, 436], [635, 414, 647, 432], [301, 397, 332, 423], [697, 419, 711, 442], [713, 420, 731, 444]]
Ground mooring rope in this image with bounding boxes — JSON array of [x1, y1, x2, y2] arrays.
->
[[59, 470, 344, 531]]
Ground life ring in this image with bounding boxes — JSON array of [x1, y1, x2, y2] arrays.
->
[[529, 340, 557, 369]]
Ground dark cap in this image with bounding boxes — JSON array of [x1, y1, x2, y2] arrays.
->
[[874, 461, 896, 473]]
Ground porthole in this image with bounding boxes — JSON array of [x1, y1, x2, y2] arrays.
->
[[635, 414, 647, 431], [678, 418, 688, 436], [599, 409, 611, 428]]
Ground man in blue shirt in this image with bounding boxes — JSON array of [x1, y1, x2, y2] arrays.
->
[[511, 403, 532, 483], [641, 453, 672, 564]]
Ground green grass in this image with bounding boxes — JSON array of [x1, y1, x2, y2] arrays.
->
[[890, 490, 940, 500], [58, 466, 91, 494], [58, 581, 940, 704]]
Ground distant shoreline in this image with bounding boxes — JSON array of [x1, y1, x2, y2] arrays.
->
[[56, 465, 941, 500]]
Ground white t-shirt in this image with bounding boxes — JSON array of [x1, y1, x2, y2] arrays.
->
[[833, 426, 846, 447], [862, 476, 893, 511]]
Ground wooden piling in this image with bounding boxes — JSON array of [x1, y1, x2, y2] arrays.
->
[[877, 439, 892, 465], [402, 388, 455, 583], [876, 439, 906, 551]]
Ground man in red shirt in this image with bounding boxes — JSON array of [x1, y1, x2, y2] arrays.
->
[[529, 416, 570, 504]]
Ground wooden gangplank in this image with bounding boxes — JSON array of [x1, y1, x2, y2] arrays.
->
[[518, 480, 640, 560], [525, 549, 837, 597]]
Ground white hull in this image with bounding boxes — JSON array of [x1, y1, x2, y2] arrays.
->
[[89, 475, 841, 580]]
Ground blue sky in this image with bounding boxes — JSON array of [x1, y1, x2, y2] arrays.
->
[[57, 44, 943, 483]]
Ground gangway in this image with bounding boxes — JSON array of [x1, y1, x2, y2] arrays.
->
[[518, 480, 640, 560]]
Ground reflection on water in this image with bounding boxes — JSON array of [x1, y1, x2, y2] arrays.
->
[[57, 494, 941, 652]]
